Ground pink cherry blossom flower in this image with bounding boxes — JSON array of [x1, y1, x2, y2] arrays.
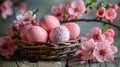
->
[[80, 36, 89, 42], [112, 4, 119, 10], [77, 39, 96, 61], [65, 2, 75, 20], [93, 40, 118, 63], [67, 0, 86, 19], [80, 27, 105, 42], [75, 27, 117, 63], [51, 4, 65, 21], [7, 21, 37, 39], [7, 10, 38, 38], [6, 21, 22, 37], [0, 0, 13, 19], [17, 10, 36, 23], [90, 27, 102, 35], [0, 36, 15, 58], [74, 45, 82, 57], [88, 27, 104, 42], [105, 8, 117, 23], [15, 10, 37, 27], [51, 0, 85, 21], [17, 2, 26, 14], [104, 29, 115, 37], [103, 29, 115, 44], [103, 33, 114, 44], [96, 7, 106, 18]]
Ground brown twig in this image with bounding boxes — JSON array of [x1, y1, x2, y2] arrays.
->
[[62, 18, 120, 32]]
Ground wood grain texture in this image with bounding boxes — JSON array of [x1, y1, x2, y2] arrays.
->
[[0, 60, 120, 67], [68, 59, 120, 67], [0, 61, 66, 67]]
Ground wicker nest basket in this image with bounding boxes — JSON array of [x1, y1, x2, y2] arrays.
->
[[15, 38, 81, 61]]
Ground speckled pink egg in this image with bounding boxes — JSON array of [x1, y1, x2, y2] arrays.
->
[[39, 15, 60, 33], [63, 22, 80, 40], [26, 26, 48, 42], [49, 25, 70, 43]]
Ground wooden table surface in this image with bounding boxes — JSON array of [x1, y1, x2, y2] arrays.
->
[[0, 59, 120, 67]]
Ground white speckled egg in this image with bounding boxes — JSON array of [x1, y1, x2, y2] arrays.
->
[[49, 25, 70, 43]]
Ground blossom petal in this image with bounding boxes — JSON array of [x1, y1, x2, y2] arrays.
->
[[111, 46, 118, 54], [104, 54, 114, 62], [6, 8, 13, 16], [95, 54, 104, 63], [1, 13, 7, 19], [68, 7, 75, 15], [90, 27, 102, 35], [71, 1, 77, 8]]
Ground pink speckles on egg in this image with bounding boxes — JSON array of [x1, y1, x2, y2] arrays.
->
[[63, 22, 80, 40], [49, 25, 70, 43]]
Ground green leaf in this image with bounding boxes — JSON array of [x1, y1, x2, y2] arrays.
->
[[99, 2, 104, 7], [86, 3, 92, 8], [83, 0, 91, 7], [102, 28, 107, 33], [96, 1, 104, 9], [91, 0, 97, 3], [12, 26, 20, 39], [63, 10, 67, 16], [83, 0, 88, 4], [105, 5, 110, 10], [32, 8, 39, 15], [0, 0, 4, 4]]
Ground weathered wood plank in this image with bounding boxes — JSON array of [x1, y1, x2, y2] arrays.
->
[[1, 59, 120, 67], [68, 59, 120, 67], [0, 61, 66, 67], [90, 63, 100, 67]]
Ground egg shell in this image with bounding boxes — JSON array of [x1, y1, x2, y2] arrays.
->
[[49, 25, 70, 43], [22, 25, 48, 42], [63, 22, 80, 40], [39, 15, 60, 33]]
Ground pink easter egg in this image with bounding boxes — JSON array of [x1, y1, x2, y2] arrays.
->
[[20, 25, 48, 42], [63, 22, 80, 40], [39, 15, 60, 33], [49, 25, 70, 43]]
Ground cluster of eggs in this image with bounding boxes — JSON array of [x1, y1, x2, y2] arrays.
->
[[21, 15, 80, 43]]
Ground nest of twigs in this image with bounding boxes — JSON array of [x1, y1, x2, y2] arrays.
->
[[15, 38, 81, 61]]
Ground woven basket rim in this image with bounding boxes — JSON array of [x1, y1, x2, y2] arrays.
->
[[15, 37, 81, 46], [15, 37, 81, 61]]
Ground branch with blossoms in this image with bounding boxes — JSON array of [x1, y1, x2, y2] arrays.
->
[[74, 27, 118, 63], [51, 0, 120, 63], [0, 0, 26, 19], [51, 0, 120, 32]]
